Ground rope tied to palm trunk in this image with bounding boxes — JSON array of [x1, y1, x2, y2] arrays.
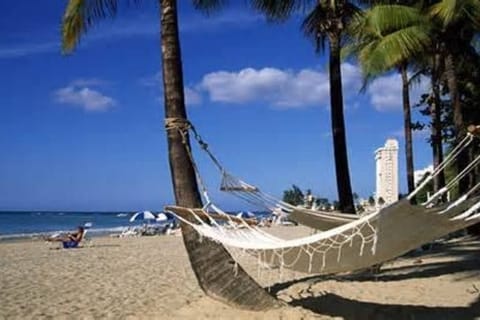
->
[[165, 117, 225, 172], [165, 117, 191, 144]]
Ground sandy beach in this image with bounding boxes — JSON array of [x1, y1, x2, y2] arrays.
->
[[1, 225, 479, 319]]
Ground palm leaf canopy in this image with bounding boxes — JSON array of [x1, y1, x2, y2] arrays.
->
[[250, 0, 316, 21], [429, 0, 480, 29], [62, 0, 226, 53], [301, 1, 361, 52], [347, 4, 431, 76], [192, 0, 227, 14], [362, 25, 431, 74], [62, 0, 120, 53], [357, 4, 428, 37]]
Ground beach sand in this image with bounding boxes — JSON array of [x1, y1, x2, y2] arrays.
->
[[1, 225, 479, 319]]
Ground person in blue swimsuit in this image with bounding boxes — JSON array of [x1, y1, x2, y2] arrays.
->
[[44, 226, 85, 248]]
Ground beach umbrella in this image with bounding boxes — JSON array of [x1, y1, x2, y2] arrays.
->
[[235, 211, 256, 219], [156, 212, 168, 222], [129, 210, 156, 222]]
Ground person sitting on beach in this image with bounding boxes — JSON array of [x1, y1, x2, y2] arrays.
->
[[44, 226, 85, 248]]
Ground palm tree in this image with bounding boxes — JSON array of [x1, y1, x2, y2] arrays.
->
[[358, 0, 480, 197], [425, 46, 447, 194], [348, 4, 431, 200], [62, 0, 278, 310], [252, 0, 358, 214], [429, 0, 480, 194], [400, 62, 416, 199]]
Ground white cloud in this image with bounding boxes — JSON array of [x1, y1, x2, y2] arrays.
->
[[142, 63, 436, 112], [414, 164, 433, 185], [0, 41, 58, 59], [368, 74, 400, 111], [141, 71, 202, 106], [340, 63, 363, 91], [413, 127, 430, 139], [70, 78, 111, 87], [53, 80, 115, 112], [198, 63, 362, 108], [184, 87, 202, 106], [367, 73, 429, 112], [391, 126, 430, 140]]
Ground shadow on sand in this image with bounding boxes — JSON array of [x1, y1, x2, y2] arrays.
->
[[289, 293, 479, 320], [270, 237, 480, 319]]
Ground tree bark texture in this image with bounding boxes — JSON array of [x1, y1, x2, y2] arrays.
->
[[445, 51, 469, 194], [160, 0, 279, 310], [328, 32, 355, 214], [430, 53, 446, 194], [400, 64, 415, 203]]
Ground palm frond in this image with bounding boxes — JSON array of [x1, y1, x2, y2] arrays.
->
[[341, 2, 362, 21], [428, 0, 480, 28], [348, 3, 432, 77], [362, 25, 431, 74], [408, 68, 426, 86], [62, 0, 120, 54], [250, 0, 314, 21], [429, 0, 459, 27], [359, 72, 376, 94], [192, 0, 227, 15], [301, 3, 329, 52], [366, 4, 427, 36], [464, 0, 480, 29]]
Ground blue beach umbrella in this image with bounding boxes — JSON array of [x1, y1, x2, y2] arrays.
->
[[235, 211, 256, 219], [129, 210, 156, 222], [155, 212, 168, 222]]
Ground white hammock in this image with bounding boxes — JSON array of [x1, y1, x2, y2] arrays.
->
[[183, 123, 363, 230], [186, 122, 480, 231], [165, 120, 480, 275], [220, 171, 360, 230], [285, 133, 479, 230], [166, 194, 480, 275]]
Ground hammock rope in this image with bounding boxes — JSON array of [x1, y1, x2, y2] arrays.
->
[[170, 205, 379, 274], [167, 118, 480, 228], [167, 194, 480, 275], [164, 119, 480, 275], [409, 133, 474, 200]]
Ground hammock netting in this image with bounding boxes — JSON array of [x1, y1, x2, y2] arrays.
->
[[165, 119, 480, 280]]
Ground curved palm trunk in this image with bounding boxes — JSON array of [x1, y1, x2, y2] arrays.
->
[[431, 53, 445, 194], [328, 33, 355, 214], [399, 64, 415, 203], [160, 0, 279, 310], [445, 51, 468, 194]]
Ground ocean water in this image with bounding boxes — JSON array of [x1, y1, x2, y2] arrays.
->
[[0, 210, 273, 240], [0, 211, 155, 240]]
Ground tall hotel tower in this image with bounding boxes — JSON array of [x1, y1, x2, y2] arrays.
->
[[375, 139, 399, 205]]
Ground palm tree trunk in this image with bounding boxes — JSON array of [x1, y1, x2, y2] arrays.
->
[[160, 0, 279, 310], [400, 64, 415, 203], [328, 33, 355, 214], [444, 51, 468, 195], [430, 53, 445, 195], [161, 1, 201, 208]]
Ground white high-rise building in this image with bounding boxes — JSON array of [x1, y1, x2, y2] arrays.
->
[[375, 139, 399, 205]]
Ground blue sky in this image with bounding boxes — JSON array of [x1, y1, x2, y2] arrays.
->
[[0, 1, 433, 211]]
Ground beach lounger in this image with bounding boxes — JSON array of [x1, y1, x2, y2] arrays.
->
[[45, 225, 89, 249]]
